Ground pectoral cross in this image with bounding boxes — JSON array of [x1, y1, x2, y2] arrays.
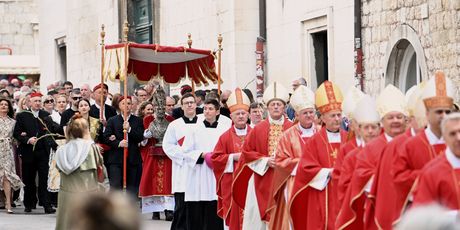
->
[[331, 148, 338, 159]]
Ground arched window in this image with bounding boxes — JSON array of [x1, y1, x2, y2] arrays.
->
[[385, 39, 421, 92]]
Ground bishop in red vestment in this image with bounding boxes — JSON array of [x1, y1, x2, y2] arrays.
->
[[211, 88, 252, 230], [233, 82, 292, 229], [413, 112, 460, 211], [369, 82, 428, 229], [267, 85, 316, 230], [336, 85, 408, 230], [392, 72, 454, 224], [289, 81, 346, 230]]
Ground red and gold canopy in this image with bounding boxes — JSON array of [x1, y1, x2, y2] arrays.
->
[[104, 43, 219, 86]]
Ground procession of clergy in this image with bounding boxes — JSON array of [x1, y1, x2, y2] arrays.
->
[[164, 70, 460, 230]]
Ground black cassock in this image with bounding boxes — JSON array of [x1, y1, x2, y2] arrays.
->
[[13, 110, 61, 210], [103, 114, 144, 196]]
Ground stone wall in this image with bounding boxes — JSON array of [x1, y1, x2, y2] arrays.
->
[[361, 0, 460, 96], [38, 0, 119, 92], [0, 0, 38, 55]]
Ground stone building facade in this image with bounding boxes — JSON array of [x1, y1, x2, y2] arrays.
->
[[38, 0, 357, 95], [0, 0, 40, 77], [361, 0, 460, 97]]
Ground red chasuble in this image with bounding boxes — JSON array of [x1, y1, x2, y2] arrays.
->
[[289, 127, 347, 230], [211, 125, 252, 230], [139, 115, 175, 197], [333, 138, 360, 206], [392, 130, 446, 223], [336, 147, 362, 205], [232, 119, 292, 222], [365, 129, 412, 230], [268, 124, 312, 230], [413, 153, 460, 210], [335, 134, 388, 230]]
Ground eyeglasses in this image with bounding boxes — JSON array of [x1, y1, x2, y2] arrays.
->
[[72, 97, 82, 100], [44, 99, 54, 104]]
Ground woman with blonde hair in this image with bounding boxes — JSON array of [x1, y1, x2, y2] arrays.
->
[[55, 114, 104, 230], [136, 101, 154, 120]]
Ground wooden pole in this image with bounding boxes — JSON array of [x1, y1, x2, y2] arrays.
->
[[122, 21, 129, 191], [217, 34, 222, 95], [187, 33, 195, 92], [100, 25, 105, 121]]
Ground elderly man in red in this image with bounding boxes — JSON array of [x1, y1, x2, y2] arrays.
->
[[413, 112, 460, 214], [211, 88, 252, 230], [392, 71, 454, 223], [289, 80, 347, 230], [232, 82, 292, 230], [268, 85, 316, 230]]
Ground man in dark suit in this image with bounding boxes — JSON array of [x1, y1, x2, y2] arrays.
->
[[103, 96, 144, 196], [13, 92, 61, 214], [89, 83, 117, 124], [60, 88, 82, 128]]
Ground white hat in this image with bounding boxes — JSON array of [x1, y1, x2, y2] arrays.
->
[[376, 84, 408, 119], [263, 81, 290, 105], [421, 71, 455, 109], [290, 85, 315, 113], [405, 85, 417, 103], [353, 95, 380, 124], [342, 86, 365, 119], [406, 82, 427, 117], [227, 88, 251, 113]]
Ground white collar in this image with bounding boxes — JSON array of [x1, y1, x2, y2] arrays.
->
[[410, 127, 416, 137], [425, 126, 445, 145], [298, 123, 315, 138], [384, 133, 393, 142], [356, 136, 364, 147], [234, 125, 248, 136], [31, 109, 39, 118], [268, 115, 284, 125], [326, 129, 341, 143], [94, 103, 102, 109], [121, 113, 132, 120], [445, 148, 460, 169]]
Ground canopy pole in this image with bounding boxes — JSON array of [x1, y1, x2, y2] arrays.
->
[[122, 20, 129, 191], [187, 33, 195, 93], [217, 34, 223, 95], [100, 25, 105, 121]]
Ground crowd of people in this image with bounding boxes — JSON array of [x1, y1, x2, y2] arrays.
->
[[0, 72, 459, 230]]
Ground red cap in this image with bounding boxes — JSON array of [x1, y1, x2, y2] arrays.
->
[[93, 83, 109, 92], [30, 92, 43, 98], [180, 85, 192, 96]]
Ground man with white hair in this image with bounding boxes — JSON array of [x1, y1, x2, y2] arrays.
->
[[233, 82, 293, 230], [80, 83, 92, 101], [413, 112, 460, 211], [290, 81, 347, 230]]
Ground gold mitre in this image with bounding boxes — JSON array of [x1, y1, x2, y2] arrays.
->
[[227, 88, 251, 113], [342, 86, 365, 119], [315, 80, 343, 114], [421, 71, 455, 109], [376, 84, 408, 119], [263, 81, 290, 105], [290, 85, 315, 113], [353, 95, 380, 124]]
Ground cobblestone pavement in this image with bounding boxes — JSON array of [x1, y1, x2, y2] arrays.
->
[[0, 205, 171, 230]]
